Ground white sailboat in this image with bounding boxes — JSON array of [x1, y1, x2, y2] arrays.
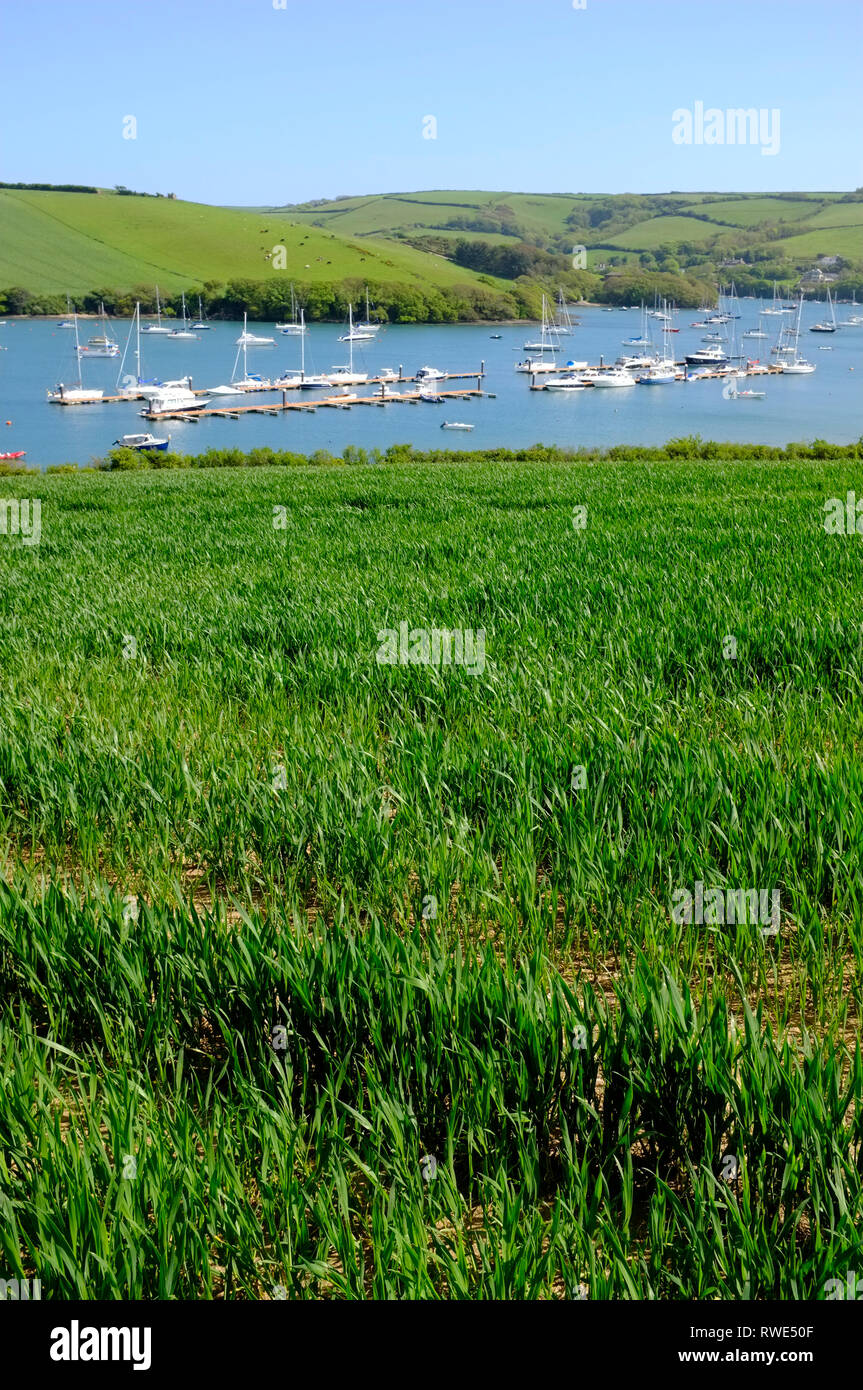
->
[[57, 294, 76, 329], [236, 311, 274, 346], [141, 286, 173, 334], [167, 293, 199, 339], [637, 309, 677, 383], [354, 287, 380, 335], [77, 302, 120, 358], [523, 295, 559, 353], [553, 289, 575, 336], [47, 313, 104, 401], [191, 296, 213, 330], [327, 305, 369, 384], [277, 285, 308, 336], [809, 288, 837, 333], [339, 299, 376, 342], [777, 296, 816, 373], [743, 314, 769, 339]]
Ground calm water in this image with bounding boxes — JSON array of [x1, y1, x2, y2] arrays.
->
[[1, 305, 860, 467]]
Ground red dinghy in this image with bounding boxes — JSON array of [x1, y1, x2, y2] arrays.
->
[[0, 451, 26, 460]]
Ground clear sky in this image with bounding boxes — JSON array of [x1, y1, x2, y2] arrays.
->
[[2, 0, 860, 205]]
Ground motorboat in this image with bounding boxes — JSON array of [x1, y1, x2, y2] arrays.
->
[[636, 366, 677, 384], [592, 369, 636, 388], [684, 345, 729, 366], [515, 358, 560, 373], [142, 387, 209, 414], [114, 432, 170, 450]]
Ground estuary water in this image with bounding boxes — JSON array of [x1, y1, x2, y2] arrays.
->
[[0, 303, 860, 468]]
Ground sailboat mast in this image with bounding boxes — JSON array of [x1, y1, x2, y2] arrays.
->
[[300, 308, 305, 376], [73, 312, 83, 388]]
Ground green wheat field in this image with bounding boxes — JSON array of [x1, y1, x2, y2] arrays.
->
[[1, 447, 861, 1299]]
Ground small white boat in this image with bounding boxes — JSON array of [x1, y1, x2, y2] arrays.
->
[[143, 387, 209, 414], [441, 421, 474, 430], [592, 369, 636, 388], [167, 293, 199, 339], [190, 296, 213, 330], [48, 383, 104, 403], [48, 313, 105, 401], [524, 294, 559, 351], [115, 432, 170, 450], [236, 312, 274, 346], [353, 287, 380, 335], [515, 358, 559, 374], [209, 373, 271, 394], [416, 365, 447, 380], [781, 360, 816, 374], [78, 335, 120, 359], [77, 303, 120, 357], [327, 367, 369, 385], [543, 378, 586, 391], [141, 286, 173, 334], [617, 353, 655, 369], [57, 296, 76, 329], [726, 385, 765, 399], [338, 302, 375, 342], [636, 367, 677, 384], [378, 368, 399, 381], [277, 284, 307, 335], [137, 376, 194, 400], [809, 289, 837, 332]]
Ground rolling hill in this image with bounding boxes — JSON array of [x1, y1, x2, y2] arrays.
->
[[284, 188, 863, 284], [2, 185, 860, 319], [0, 188, 509, 296]]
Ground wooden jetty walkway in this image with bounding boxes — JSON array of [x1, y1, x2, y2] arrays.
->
[[48, 365, 487, 407], [142, 386, 486, 422]]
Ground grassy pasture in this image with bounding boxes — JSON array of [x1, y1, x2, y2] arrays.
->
[[0, 450, 861, 1299], [0, 190, 504, 295]]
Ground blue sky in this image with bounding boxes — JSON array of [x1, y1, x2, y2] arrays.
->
[[2, 0, 860, 204]]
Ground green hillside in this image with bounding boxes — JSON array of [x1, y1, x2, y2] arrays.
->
[[284, 188, 863, 295], [2, 185, 861, 320], [0, 188, 507, 295]]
